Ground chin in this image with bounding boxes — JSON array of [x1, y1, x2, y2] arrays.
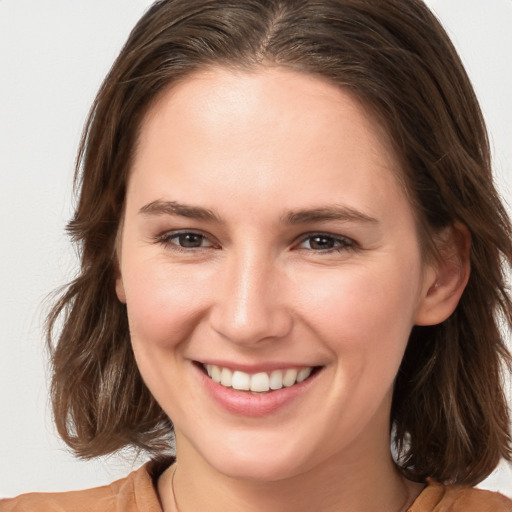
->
[[212, 453, 309, 483], [185, 429, 315, 483]]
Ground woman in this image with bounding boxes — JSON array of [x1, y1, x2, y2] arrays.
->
[[2, 0, 511, 510]]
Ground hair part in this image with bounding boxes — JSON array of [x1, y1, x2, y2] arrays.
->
[[48, 0, 512, 485]]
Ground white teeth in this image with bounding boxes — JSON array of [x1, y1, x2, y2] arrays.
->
[[211, 365, 221, 383], [250, 372, 270, 392], [269, 370, 283, 390], [232, 371, 250, 391], [220, 368, 232, 387], [297, 367, 312, 383], [204, 365, 314, 392], [283, 368, 298, 387]]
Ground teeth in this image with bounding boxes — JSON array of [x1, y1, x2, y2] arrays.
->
[[220, 367, 232, 387], [251, 372, 270, 392], [203, 365, 314, 392], [297, 367, 312, 382], [211, 365, 221, 383], [232, 371, 250, 391], [283, 368, 298, 387], [269, 370, 283, 390]]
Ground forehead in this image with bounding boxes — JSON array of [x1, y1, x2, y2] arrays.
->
[[129, 66, 406, 218], [139, 66, 394, 159]]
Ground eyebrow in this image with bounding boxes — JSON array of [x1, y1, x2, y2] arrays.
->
[[139, 200, 378, 225], [139, 200, 223, 223], [282, 206, 379, 225]]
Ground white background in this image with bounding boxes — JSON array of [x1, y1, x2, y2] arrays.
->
[[0, 0, 511, 499]]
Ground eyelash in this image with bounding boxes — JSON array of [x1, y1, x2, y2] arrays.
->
[[295, 232, 357, 253], [154, 230, 357, 254], [155, 230, 217, 252]]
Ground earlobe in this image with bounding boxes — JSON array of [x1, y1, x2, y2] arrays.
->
[[415, 223, 471, 326], [116, 275, 127, 304], [114, 253, 127, 304], [114, 226, 126, 304]]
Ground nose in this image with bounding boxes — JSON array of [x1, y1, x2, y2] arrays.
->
[[209, 251, 293, 346]]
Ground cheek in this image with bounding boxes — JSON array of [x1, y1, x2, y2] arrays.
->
[[121, 260, 212, 420], [123, 258, 211, 352], [295, 258, 423, 364]]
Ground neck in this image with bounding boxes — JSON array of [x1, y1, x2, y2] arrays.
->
[[158, 440, 423, 512]]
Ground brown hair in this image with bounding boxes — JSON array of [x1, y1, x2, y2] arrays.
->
[[47, 0, 512, 485]]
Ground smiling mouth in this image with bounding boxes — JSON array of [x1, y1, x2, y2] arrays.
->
[[199, 363, 319, 393]]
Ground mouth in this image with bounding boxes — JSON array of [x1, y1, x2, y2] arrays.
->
[[198, 363, 320, 394]]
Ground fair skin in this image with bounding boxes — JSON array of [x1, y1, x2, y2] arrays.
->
[[116, 67, 468, 512]]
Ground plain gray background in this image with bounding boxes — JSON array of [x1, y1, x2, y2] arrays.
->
[[1, 0, 511, 498]]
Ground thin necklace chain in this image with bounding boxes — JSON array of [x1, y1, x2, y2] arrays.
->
[[169, 465, 413, 512], [170, 465, 180, 512]]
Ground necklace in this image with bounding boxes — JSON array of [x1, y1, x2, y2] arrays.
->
[[170, 465, 180, 512], [169, 465, 414, 512]]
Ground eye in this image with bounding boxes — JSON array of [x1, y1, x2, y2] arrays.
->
[[297, 233, 355, 252], [157, 230, 216, 250]]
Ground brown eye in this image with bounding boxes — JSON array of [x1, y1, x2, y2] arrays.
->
[[157, 231, 215, 250], [308, 235, 336, 250], [175, 233, 206, 248], [298, 233, 354, 252]]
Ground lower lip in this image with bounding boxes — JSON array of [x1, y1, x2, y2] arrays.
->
[[195, 365, 320, 417]]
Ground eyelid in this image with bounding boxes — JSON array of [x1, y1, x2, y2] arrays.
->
[[294, 232, 358, 252], [155, 229, 219, 250], [153, 229, 357, 254]]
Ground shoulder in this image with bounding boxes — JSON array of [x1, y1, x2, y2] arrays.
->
[[411, 480, 512, 511], [0, 462, 164, 512]]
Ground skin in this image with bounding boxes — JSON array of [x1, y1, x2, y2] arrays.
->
[[116, 67, 468, 512]]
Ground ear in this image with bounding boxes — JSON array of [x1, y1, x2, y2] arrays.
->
[[114, 227, 127, 304], [115, 272, 127, 304], [415, 223, 470, 326]]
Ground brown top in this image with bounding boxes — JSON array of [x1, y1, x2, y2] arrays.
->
[[2, 461, 511, 511]]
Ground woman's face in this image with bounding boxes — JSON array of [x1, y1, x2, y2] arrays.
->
[[117, 67, 438, 481]]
